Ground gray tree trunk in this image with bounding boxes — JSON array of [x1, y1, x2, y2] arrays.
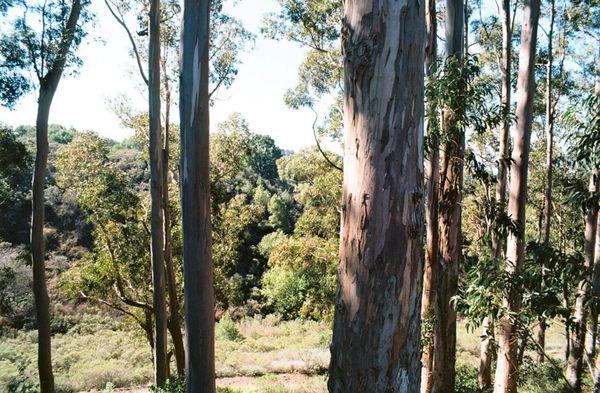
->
[[30, 1, 82, 391], [32, 90, 55, 393], [148, 0, 168, 385], [421, 0, 439, 391], [327, 0, 425, 390], [432, 0, 464, 391], [566, 172, 598, 392], [179, 0, 216, 391], [493, 0, 540, 390]]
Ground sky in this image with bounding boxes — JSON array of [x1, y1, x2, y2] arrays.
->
[[0, 0, 323, 152]]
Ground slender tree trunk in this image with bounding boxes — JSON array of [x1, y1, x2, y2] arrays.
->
[[566, 172, 598, 392], [421, 0, 439, 391], [479, 317, 494, 389], [179, 0, 215, 391], [593, 214, 600, 393], [31, 90, 55, 393], [591, 199, 600, 363], [161, 58, 185, 377], [327, 0, 425, 391], [432, 0, 464, 391], [480, 0, 512, 386], [148, 0, 168, 385], [30, 2, 82, 390], [537, 0, 555, 363], [493, 0, 540, 391]]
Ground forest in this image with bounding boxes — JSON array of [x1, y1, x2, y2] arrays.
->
[[0, 0, 598, 391]]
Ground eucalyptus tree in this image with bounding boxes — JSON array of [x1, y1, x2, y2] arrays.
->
[[421, 0, 439, 390], [105, 0, 253, 376], [327, 0, 425, 391], [494, 0, 541, 390], [0, 1, 89, 390], [179, 0, 215, 391], [432, 0, 465, 389]]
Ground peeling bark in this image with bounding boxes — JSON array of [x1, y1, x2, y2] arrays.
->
[[493, 0, 540, 390], [179, 0, 215, 391], [328, 0, 425, 391]]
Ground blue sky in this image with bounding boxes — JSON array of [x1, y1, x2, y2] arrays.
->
[[0, 0, 323, 151]]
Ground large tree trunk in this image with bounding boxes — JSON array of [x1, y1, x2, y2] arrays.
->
[[493, 0, 540, 390], [148, 0, 168, 385], [30, 2, 82, 391], [420, 0, 439, 391], [327, 0, 425, 391], [179, 0, 215, 391], [537, 0, 555, 364], [31, 90, 55, 393], [432, 0, 464, 391], [161, 60, 185, 377], [566, 172, 598, 392]]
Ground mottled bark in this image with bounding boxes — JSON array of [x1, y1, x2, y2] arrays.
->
[[421, 0, 439, 390], [179, 0, 215, 391], [493, 0, 540, 391], [30, 2, 82, 391], [327, 0, 425, 391], [148, 0, 168, 385], [432, 0, 464, 391], [537, 0, 555, 363], [566, 172, 598, 392]]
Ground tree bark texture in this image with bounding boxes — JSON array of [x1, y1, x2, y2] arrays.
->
[[179, 0, 216, 391], [327, 0, 425, 391], [493, 0, 540, 390]]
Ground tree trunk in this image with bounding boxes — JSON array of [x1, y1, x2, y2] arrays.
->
[[179, 0, 216, 391], [30, 2, 82, 390], [493, 0, 540, 391], [327, 0, 425, 391], [148, 0, 168, 385], [31, 89, 55, 393], [481, 0, 512, 386], [421, 0, 439, 391], [590, 203, 600, 363], [566, 172, 598, 392], [537, 0, 555, 363], [479, 317, 494, 389], [432, 0, 464, 391], [161, 58, 185, 377]]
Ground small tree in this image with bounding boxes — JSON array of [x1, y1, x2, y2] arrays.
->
[[0, 1, 90, 390]]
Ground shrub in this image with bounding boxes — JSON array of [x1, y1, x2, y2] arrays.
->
[[216, 314, 245, 342], [150, 376, 185, 393]]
